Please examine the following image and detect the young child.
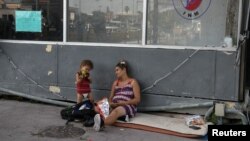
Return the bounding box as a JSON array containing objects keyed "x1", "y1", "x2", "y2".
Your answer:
[{"x1": 75, "y1": 60, "x2": 94, "y2": 104}]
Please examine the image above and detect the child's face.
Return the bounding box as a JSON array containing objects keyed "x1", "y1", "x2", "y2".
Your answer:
[{"x1": 81, "y1": 65, "x2": 91, "y2": 72}]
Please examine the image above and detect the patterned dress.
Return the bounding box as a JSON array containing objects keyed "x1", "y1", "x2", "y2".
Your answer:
[{"x1": 112, "y1": 80, "x2": 137, "y2": 117}]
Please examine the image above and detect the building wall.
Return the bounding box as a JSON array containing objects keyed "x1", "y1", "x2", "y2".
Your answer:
[{"x1": 0, "y1": 42, "x2": 239, "y2": 109}]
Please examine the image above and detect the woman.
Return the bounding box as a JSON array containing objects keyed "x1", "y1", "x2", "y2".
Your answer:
[{"x1": 93, "y1": 60, "x2": 141, "y2": 131}]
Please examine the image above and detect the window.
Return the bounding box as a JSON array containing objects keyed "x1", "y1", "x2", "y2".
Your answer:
[
  {"x1": 67, "y1": 0, "x2": 143, "y2": 44},
  {"x1": 147, "y1": 0, "x2": 239, "y2": 47},
  {"x1": 0, "y1": 0, "x2": 241, "y2": 48},
  {"x1": 0, "y1": 0, "x2": 63, "y2": 41}
]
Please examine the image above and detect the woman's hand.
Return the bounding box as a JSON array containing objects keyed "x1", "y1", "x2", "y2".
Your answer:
[
  {"x1": 110, "y1": 101, "x2": 127, "y2": 108},
  {"x1": 110, "y1": 102, "x2": 118, "y2": 108}
]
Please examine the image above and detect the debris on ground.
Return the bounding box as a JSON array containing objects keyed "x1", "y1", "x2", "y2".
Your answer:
[
  {"x1": 32, "y1": 124, "x2": 85, "y2": 138},
  {"x1": 185, "y1": 115, "x2": 205, "y2": 126}
]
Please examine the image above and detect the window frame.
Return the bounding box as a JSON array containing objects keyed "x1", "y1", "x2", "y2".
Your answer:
[{"x1": 0, "y1": 0, "x2": 242, "y2": 52}]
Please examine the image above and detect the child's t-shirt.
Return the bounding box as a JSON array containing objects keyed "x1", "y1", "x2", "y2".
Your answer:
[{"x1": 76, "y1": 78, "x2": 91, "y2": 94}]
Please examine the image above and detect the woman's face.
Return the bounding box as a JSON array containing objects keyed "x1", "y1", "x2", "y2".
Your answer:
[{"x1": 115, "y1": 66, "x2": 126, "y2": 78}]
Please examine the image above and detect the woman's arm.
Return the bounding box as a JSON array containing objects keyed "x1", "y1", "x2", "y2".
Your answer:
[{"x1": 109, "y1": 81, "x2": 117, "y2": 108}]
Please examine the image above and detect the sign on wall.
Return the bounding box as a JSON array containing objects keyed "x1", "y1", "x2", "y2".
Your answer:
[
  {"x1": 173, "y1": 0, "x2": 211, "y2": 20},
  {"x1": 15, "y1": 10, "x2": 42, "y2": 32}
]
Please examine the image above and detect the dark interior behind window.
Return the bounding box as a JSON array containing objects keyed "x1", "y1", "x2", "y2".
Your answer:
[{"x1": 0, "y1": 0, "x2": 63, "y2": 41}]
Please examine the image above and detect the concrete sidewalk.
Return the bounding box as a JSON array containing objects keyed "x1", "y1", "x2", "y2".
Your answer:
[{"x1": 0, "y1": 99, "x2": 206, "y2": 141}]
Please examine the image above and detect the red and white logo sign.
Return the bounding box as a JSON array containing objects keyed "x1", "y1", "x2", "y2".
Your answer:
[{"x1": 173, "y1": 0, "x2": 211, "y2": 20}]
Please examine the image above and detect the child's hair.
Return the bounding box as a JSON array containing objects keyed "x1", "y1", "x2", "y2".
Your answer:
[
  {"x1": 80, "y1": 60, "x2": 94, "y2": 69},
  {"x1": 116, "y1": 60, "x2": 129, "y2": 74}
]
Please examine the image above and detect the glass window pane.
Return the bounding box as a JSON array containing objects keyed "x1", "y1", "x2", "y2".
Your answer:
[
  {"x1": 0, "y1": 0, "x2": 63, "y2": 41},
  {"x1": 68, "y1": 0, "x2": 143, "y2": 44},
  {"x1": 147, "y1": 0, "x2": 239, "y2": 47}
]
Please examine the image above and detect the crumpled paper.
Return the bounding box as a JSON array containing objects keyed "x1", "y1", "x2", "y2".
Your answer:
[{"x1": 185, "y1": 115, "x2": 204, "y2": 126}]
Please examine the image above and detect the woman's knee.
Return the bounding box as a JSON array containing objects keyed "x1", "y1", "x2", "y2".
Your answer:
[
  {"x1": 103, "y1": 107, "x2": 126, "y2": 125},
  {"x1": 112, "y1": 106, "x2": 126, "y2": 116}
]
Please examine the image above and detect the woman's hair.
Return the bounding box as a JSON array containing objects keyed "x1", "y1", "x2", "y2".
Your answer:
[
  {"x1": 80, "y1": 60, "x2": 94, "y2": 69},
  {"x1": 116, "y1": 60, "x2": 129, "y2": 75}
]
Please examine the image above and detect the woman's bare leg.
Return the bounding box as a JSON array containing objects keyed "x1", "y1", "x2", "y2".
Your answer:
[{"x1": 104, "y1": 106, "x2": 126, "y2": 125}]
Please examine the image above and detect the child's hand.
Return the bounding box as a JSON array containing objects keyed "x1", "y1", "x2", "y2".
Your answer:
[
  {"x1": 76, "y1": 73, "x2": 82, "y2": 83},
  {"x1": 79, "y1": 74, "x2": 84, "y2": 79}
]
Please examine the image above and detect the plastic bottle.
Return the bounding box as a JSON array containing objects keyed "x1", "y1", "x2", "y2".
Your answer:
[{"x1": 224, "y1": 37, "x2": 233, "y2": 48}]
